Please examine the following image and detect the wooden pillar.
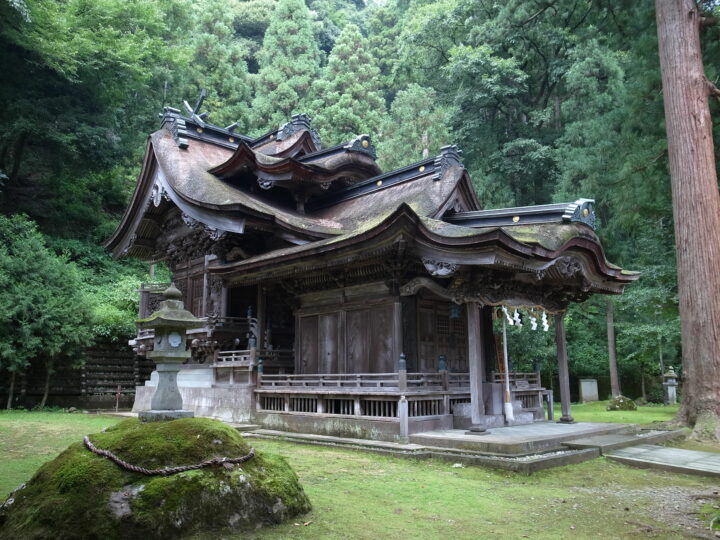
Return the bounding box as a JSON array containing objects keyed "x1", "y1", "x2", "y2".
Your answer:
[
  {"x1": 466, "y1": 301, "x2": 488, "y2": 433},
  {"x1": 256, "y1": 284, "x2": 266, "y2": 349},
  {"x1": 555, "y1": 312, "x2": 575, "y2": 423},
  {"x1": 392, "y1": 300, "x2": 402, "y2": 366},
  {"x1": 401, "y1": 296, "x2": 418, "y2": 372}
]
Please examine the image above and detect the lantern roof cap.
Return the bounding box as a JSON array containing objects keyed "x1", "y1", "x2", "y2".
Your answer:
[{"x1": 136, "y1": 283, "x2": 204, "y2": 329}]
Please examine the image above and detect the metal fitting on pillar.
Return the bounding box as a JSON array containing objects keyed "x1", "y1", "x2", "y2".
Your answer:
[{"x1": 438, "y1": 354, "x2": 447, "y2": 372}]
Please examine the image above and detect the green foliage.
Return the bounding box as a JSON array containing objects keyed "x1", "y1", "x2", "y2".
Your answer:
[
  {"x1": 309, "y1": 24, "x2": 385, "y2": 145},
  {"x1": 231, "y1": 0, "x2": 276, "y2": 73},
  {"x1": 376, "y1": 84, "x2": 453, "y2": 171},
  {"x1": 187, "y1": 0, "x2": 252, "y2": 130},
  {"x1": 0, "y1": 0, "x2": 713, "y2": 393},
  {"x1": 0, "y1": 215, "x2": 93, "y2": 375},
  {"x1": 251, "y1": 0, "x2": 322, "y2": 132}
]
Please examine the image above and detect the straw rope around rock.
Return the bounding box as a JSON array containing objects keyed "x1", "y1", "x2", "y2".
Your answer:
[{"x1": 83, "y1": 436, "x2": 255, "y2": 476}]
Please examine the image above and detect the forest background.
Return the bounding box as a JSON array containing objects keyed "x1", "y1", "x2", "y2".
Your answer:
[{"x1": 2, "y1": 0, "x2": 718, "y2": 402}]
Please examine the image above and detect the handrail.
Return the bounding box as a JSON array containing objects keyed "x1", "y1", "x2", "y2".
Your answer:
[
  {"x1": 492, "y1": 371, "x2": 541, "y2": 388},
  {"x1": 259, "y1": 372, "x2": 399, "y2": 388}
]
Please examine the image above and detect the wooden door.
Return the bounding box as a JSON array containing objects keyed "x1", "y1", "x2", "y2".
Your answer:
[
  {"x1": 318, "y1": 313, "x2": 340, "y2": 373},
  {"x1": 369, "y1": 304, "x2": 394, "y2": 372}
]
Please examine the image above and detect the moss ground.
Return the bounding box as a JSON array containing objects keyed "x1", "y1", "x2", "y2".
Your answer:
[{"x1": 1, "y1": 410, "x2": 718, "y2": 538}]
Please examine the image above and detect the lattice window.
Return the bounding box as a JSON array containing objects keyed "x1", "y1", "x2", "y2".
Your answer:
[
  {"x1": 260, "y1": 396, "x2": 284, "y2": 411},
  {"x1": 449, "y1": 398, "x2": 471, "y2": 414},
  {"x1": 325, "y1": 398, "x2": 354, "y2": 415},
  {"x1": 409, "y1": 399, "x2": 443, "y2": 417},
  {"x1": 290, "y1": 397, "x2": 317, "y2": 413},
  {"x1": 436, "y1": 313, "x2": 450, "y2": 336},
  {"x1": 360, "y1": 399, "x2": 397, "y2": 418}
]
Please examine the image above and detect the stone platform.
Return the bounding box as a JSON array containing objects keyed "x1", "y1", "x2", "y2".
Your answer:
[
  {"x1": 409, "y1": 422, "x2": 631, "y2": 456},
  {"x1": 564, "y1": 429, "x2": 685, "y2": 455},
  {"x1": 608, "y1": 444, "x2": 720, "y2": 478}
]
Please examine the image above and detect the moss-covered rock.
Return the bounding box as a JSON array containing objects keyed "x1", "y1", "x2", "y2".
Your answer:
[
  {"x1": 0, "y1": 418, "x2": 310, "y2": 539},
  {"x1": 606, "y1": 395, "x2": 637, "y2": 411}
]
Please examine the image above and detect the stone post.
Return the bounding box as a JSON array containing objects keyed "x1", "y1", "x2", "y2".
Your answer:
[
  {"x1": 398, "y1": 395, "x2": 409, "y2": 443},
  {"x1": 398, "y1": 353, "x2": 407, "y2": 392},
  {"x1": 555, "y1": 312, "x2": 575, "y2": 423}
]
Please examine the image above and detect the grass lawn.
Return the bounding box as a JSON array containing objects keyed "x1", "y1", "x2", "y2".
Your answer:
[
  {"x1": 1, "y1": 409, "x2": 717, "y2": 539},
  {"x1": 0, "y1": 410, "x2": 121, "y2": 497},
  {"x1": 554, "y1": 400, "x2": 680, "y2": 425}
]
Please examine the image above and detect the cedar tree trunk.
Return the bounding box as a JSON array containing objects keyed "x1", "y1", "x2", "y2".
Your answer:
[
  {"x1": 6, "y1": 371, "x2": 15, "y2": 410},
  {"x1": 656, "y1": 0, "x2": 720, "y2": 438},
  {"x1": 607, "y1": 300, "x2": 621, "y2": 398},
  {"x1": 39, "y1": 359, "x2": 53, "y2": 409}
]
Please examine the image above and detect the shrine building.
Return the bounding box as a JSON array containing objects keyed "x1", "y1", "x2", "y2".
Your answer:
[{"x1": 106, "y1": 94, "x2": 638, "y2": 440}]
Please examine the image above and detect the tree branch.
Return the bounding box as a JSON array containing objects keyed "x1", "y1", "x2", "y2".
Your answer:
[{"x1": 705, "y1": 77, "x2": 720, "y2": 98}]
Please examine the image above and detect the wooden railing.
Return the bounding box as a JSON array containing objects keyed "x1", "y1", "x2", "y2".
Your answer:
[
  {"x1": 258, "y1": 371, "x2": 471, "y2": 392},
  {"x1": 215, "y1": 349, "x2": 254, "y2": 366},
  {"x1": 448, "y1": 373, "x2": 470, "y2": 388},
  {"x1": 259, "y1": 372, "x2": 399, "y2": 389},
  {"x1": 492, "y1": 371, "x2": 541, "y2": 388},
  {"x1": 214, "y1": 348, "x2": 294, "y2": 368}
]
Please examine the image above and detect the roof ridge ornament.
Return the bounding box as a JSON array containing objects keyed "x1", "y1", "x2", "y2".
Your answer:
[
  {"x1": 564, "y1": 199, "x2": 597, "y2": 230},
  {"x1": 277, "y1": 113, "x2": 322, "y2": 148},
  {"x1": 432, "y1": 145, "x2": 464, "y2": 181},
  {"x1": 183, "y1": 88, "x2": 209, "y2": 127},
  {"x1": 344, "y1": 134, "x2": 376, "y2": 160}
]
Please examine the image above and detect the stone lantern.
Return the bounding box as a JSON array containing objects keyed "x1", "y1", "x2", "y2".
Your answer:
[
  {"x1": 137, "y1": 283, "x2": 204, "y2": 422},
  {"x1": 662, "y1": 366, "x2": 679, "y2": 405}
]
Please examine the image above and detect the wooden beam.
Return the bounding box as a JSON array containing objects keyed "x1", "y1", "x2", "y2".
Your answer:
[{"x1": 555, "y1": 312, "x2": 575, "y2": 423}]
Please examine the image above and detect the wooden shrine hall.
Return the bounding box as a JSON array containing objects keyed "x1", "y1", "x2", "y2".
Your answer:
[{"x1": 106, "y1": 93, "x2": 638, "y2": 440}]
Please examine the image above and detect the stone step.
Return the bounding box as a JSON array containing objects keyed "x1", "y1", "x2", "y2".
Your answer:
[
  {"x1": 563, "y1": 429, "x2": 685, "y2": 455},
  {"x1": 607, "y1": 444, "x2": 720, "y2": 478},
  {"x1": 230, "y1": 423, "x2": 262, "y2": 431},
  {"x1": 241, "y1": 428, "x2": 601, "y2": 474}
]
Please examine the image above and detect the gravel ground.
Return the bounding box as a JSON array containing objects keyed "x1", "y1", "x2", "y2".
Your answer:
[{"x1": 576, "y1": 486, "x2": 720, "y2": 539}]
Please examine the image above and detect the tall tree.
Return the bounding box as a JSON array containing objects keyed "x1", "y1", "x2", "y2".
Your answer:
[
  {"x1": 309, "y1": 24, "x2": 385, "y2": 145},
  {"x1": 0, "y1": 215, "x2": 93, "y2": 408},
  {"x1": 187, "y1": 0, "x2": 252, "y2": 130},
  {"x1": 656, "y1": 0, "x2": 720, "y2": 439},
  {"x1": 251, "y1": 0, "x2": 322, "y2": 132},
  {"x1": 376, "y1": 84, "x2": 452, "y2": 170}
]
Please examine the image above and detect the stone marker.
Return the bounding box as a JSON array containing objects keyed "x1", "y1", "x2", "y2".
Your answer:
[
  {"x1": 137, "y1": 283, "x2": 204, "y2": 422},
  {"x1": 579, "y1": 378, "x2": 599, "y2": 402},
  {"x1": 662, "y1": 366, "x2": 679, "y2": 405}
]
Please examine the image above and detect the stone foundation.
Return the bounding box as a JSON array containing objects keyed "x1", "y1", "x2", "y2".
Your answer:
[{"x1": 133, "y1": 385, "x2": 255, "y2": 423}]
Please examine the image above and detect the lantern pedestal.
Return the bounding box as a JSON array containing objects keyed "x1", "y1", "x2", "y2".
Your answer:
[{"x1": 138, "y1": 363, "x2": 194, "y2": 422}]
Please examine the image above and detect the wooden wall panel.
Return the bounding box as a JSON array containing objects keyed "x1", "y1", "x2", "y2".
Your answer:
[
  {"x1": 346, "y1": 309, "x2": 369, "y2": 373},
  {"x1": 370, "y1": 304, "x2": 394, "y2": 372},
  {"x1": 299, "y1": 315, "x2": 318, "y2": 374}
]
